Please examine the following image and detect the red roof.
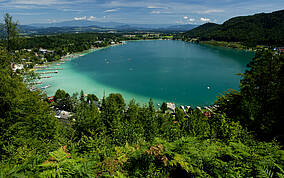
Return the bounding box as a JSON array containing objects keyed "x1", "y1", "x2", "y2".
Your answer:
[{"x1": 48, "y1": 96, "x2": 54, "y2": 103}]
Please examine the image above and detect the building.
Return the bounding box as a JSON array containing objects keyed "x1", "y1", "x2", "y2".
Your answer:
[
  {"x1": 278, "y1": 47, "x2": 284, "y2": 54},
  {"x1": 11, "y1": 63, "x2": 24, "y2": 72},
  {"x1": 123, "y1": 35, "x2": 136, "y2": 38},
  {"x1": 55, "y1": 110, "x2": 73, "y2": 120},
  {"x1": 167, "y1": 102, "x2": 176, "y2": 112},
  {"x1": 39, "y1": 47, "x2": 54, "y2": 54},
  {"x1": 47, "y1": 96, "x2": 55, "y2": 103}
]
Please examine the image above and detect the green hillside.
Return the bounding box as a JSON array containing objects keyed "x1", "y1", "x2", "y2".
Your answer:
[{"x1": 184, "y1": 10, "x2": 284, "y2": 46}]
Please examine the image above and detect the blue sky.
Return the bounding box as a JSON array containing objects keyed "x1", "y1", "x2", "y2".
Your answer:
[{"x1": 0, "y1": 0, "x2": 283, "y2": 25}]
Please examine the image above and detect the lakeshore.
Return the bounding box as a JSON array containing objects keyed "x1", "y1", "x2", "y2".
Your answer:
[
  {"x1": 32, "y1": 43, "x2": 124, "y2": 90},
  {"x1": 40, "y1": 40, "x2": 254, "y2": 106}
]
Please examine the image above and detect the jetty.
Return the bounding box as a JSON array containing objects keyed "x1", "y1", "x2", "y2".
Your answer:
[
  {"x1": 40, "y1": 76, "x2": 52, "y2": 79},
  {"x1": 28, "y1": 81, "x2": 43, "y2": 85},
  {"x1": 38, "y1": 71, "x2": 58, "y2": 74},
  {"x1": 36, "y1": 68, "x2": 63, "y2": 71},
  {"x1": 34, "y1": 66, "x2": 49, "y2": 69},
  {"x1": 39, "y1": 85, "x2": 51, "y2": 90},
  {"x1": 61, "y1": 58, "x2": 71, "y2": 61}
]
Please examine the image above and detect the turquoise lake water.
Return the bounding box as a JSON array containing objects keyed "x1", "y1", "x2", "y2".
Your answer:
[{"x1": 42, "y1": 40, "x2": 254, "y2": 106}]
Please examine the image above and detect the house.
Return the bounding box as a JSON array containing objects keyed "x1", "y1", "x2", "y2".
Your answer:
[
  {"x1": 39, "y1": 47, "x2": 48, "y2": 53},
  {"x1": 196, "y1": 106, "x2": 203, "y2": 113},
  {"x1": 55, "y1": 110, "x2": 73, "y2": 120},
  {"x1": 204, "y1": 111, "x2": 212, "y2": 118},
  {"x1": 123, "y1": 35, "x2": 136, "y2": 38},
  {"x1": 11, "y1": 63, "x2": 24, "y2": 72},
  {"x1": 186, "y1": 106, "x2": 193, "y2": 112},
  {"x1": 278, "y1": 47, "x2": 284, "y2": 54},
  {"x1": 47, "y1": 96, "x2": 55, "y2": 103},
  {"x1": 167, "y1": 102, "x2": 176, "y2": 112},
  {"x1": 180, "y1": 105, "x2": 186, "y2": 113},
  {"x1": 39, "y1": 47, "x2": 54, "y2": 54}
]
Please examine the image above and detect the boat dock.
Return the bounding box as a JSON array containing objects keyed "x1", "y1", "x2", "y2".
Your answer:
[
  {"x1": 38, "y1": 71, "x2": 58, "y2": 74},
  {"x1": 61, "y1": 59, "x2": 71, "y2": 61},
  {"x1": 40, "y1": 76, "x2": 52, "y2": 79},
  {"x1": 36, "y1": 68, "x2": 63, "y2": 71},
  {"x1": 28, "y1": 81, "x2": 43, "y2": 85},
  {"x1": 34, "y1": 66, "x2": 49, "y2": 69},
  {"x1": 39, "y1": 85, "x2": 51, "y2": 90}
]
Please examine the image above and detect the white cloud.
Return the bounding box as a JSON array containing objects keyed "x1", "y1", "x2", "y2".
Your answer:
[
  {"x1": 48, "y1": 19, "x2": 57, "y2": 23},
  {"x1": 189, "y1": 18, "x2": 195, "y2": 22},
  {"x1": 104, "y1": 9, "x2": 118, "y2": 13},
  {"x1": 147, "y1": 5, "x2": 167, "y2": 9},
  {"x1": 147, "y1": 5, "x2": 157, "y2": 9},
  {"x1": 62, "y1": 8, "x2": 82, "y2": 12},
  {"x1": 183, "y1": 16, "x2": 188, "y2": 19},
  {"x1": 9, "y1": 0, "x2": 71, "y2": 6},
  {"x1": 74, "y1": 16, "x2": 87, "y2": 20},
  {"x1": 151, "y1": 10, "x2": 161, "y2": 14},
  {"x1": 197, "y1": 9, "x2": 224, "y2": 14},
  {"x1": 200, "y1": 17, "x2": 210, "y2": 22},
  {"x1": 87, "y1": 16, "x2": 96, "y2": 21}
]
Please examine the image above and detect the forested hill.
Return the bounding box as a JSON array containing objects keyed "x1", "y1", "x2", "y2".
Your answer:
[{"x1": 184, "y1": 9, "x2": 284, "y2": 46}]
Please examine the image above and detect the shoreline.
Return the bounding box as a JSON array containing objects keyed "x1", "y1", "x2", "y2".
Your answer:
[
  {"x1": 60, "y1": 43, "x2": 124, "y2": 61},
  {"x1": 200, "y1": 40, "x2": 255, "y2": 52},
  {"x1": 33, "y1": 43, "x2": 124, "y2": 69}
]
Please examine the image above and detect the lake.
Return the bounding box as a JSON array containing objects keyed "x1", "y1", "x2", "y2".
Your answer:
[{"x1": 42, "y1": 40, "x2": 254, "y2": 106}]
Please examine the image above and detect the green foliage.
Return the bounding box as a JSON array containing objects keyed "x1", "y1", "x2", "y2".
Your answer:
[
  {"x1": 54, "y1": 89, "x2": 74, "y2": 111},
  {"x1": 160, "y1": 102, "x2": 167, "y2": 113},
  {"x1": 216, "y1": 50, "x2": 284, "y2": 143},
  {"x1": 87, "y1": 93, "x2": 99, "y2": 103},
  {"x1": 73, "y1": 101, "x2": 102, "y2": 139},
  {"x1": 2, "y1": 13, "x2": 20, "y2": 51},
  {"x1": 38, "y1": 147, "x2": 94, "y2": 177}
]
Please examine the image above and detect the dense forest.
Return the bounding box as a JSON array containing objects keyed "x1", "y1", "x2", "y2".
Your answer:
[
  {"x1": 183, "y1": 10, "x2": 284, "y2": 46},
  {"x1": 0, "y1": 13, "x2": 284, "y2": 177}
]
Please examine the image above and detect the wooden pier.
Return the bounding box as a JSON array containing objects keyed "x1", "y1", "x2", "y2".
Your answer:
[
  {"x1": 36, "y1": 68, "x2": 63, "y2": 71},
  {"x1": 40, "y1": 76, "x2": 52, "y2": 79},
  {"x1": 39, "y1": 85, "x2": 51, "y2": 90},
  {"x1": 38, "y1": 71, "x2": 58, "y2": 74},
  {"x1": 34, "y1": 66, "x2": 49, "y2": 69},
  {"x1": 28, "y1": 81, "x2": 43, "y2": 85}
]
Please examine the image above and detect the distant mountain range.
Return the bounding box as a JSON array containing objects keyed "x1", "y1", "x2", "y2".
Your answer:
[
  {"x1": 184, "y1": 9, "x2": 284, "y2": 46},
  {"x1": 18, "y1": 20, "x2": 197, "y2": 34}
]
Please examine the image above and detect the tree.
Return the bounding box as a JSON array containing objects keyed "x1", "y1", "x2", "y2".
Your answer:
[
  {"x1": 2, "y1": 13, "x2": 20, "y2": 52},
  {"x1": 87, "y1": 94, "x2": 99, "y2": 104},
  {"x1": 54, "y1": 89, "x2": 72, "y2": 111},
  {"x1": 80, "y1": 90, "x2": 85, "y2": 102},
  {"x1": 161, "y1": 102, "x2": 167, "y2": 113},
  {"x1": 0, "y1": 67, "x2": 59, "y2": 161},
  {"x1": 216, "y1": 50, "x2": 284, "y2": 143}
]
